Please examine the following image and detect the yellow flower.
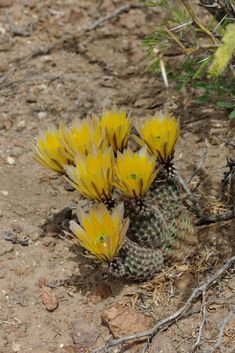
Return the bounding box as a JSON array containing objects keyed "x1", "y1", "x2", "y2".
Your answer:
[
  {"x1": 100, "y1": 110, "x2": 131, "y2": 152},
  {"x1": 136, "y1": 114, "x2": 180, "y2": 164},
  {"x1": 70, "y1": 203, "x2": 129, "y2": 262},
  {"x1": 60, "y1": 117, "x2": 106, "y2": 161},
  {"x1": 65, "y1": 147, "x2": 114, "y2": 201},
  {"x1": 34, "y1": 127, "x2": 69, "y2": 174},
  {"x1": 113, "y1": 147, "x2": 157, "y2": 197}
]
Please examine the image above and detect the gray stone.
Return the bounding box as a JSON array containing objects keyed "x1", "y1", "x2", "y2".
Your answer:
[{"x1": 71, "y1": 318, "x2": 100, "y2": 347}]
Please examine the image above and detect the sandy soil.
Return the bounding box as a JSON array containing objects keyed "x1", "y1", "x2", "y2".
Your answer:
[{"x1": 0, "y1": 1, "x2": 234, "y2": 353}]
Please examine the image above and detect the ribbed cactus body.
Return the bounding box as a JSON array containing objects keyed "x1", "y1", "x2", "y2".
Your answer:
[
  {"x1": 109, "y1": 238, "x2": 164, "y2": 280},
  {"x1": 108, "y1": 179, "x2": 197, "y2": 280},
  {"x1": 124, "y1": 197, "x2": 167, "y2": 249},
  {"x1": 147, "y1": 179, "x2": 181, "y2": 218},
  {"x1": 164, "y1": 211, "x2": 197, "y2": 262}
]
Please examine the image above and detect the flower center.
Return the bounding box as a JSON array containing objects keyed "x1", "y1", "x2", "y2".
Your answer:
[
  {"x1": 129, "y1": 173, "x2": 138, "y2": 180},
  {"x1": 96, "y1": 234, "x2": 107, "y2": 244}
]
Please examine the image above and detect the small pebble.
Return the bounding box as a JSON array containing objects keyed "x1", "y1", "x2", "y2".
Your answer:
[
  {"x1": 37, "y1": 111, "x2": 47, "y2": 120},
  {"x1": 64, "y1": 183, "x2": 75, "y2": 192},
  {"x1": 1, "y1": 190, "x2": 8, "y2": 196},
  {"x1": 17, "y1": 120, "x2": 26, "y2": 129},
  {"x1": 38, "y1": 84, "x2": 47, "y2": 90},
  {"x1": 41, "y1": 56, "x2": 53, "y2": 63},
  {"x1": 0, "y1": 61, "x2": 8, "y2": 72},
  {"x1": 26, "y1": 96, "x2": 37, "y2": 103},
  {"x1": 0, "y1": 26, "x2": 6, "y2": 34},
  {"x1": 12, "y1": 342, "x2": 20, "y2": 352},
  {"x1": 6, "y1": 156, "x2": 15, "y2": 165}
]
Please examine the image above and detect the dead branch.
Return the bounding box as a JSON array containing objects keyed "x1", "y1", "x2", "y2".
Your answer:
[
  {"x1": 189, "y1": 291, "x2": 207, "y2": 353},
  {"x1": 175, "y1": 170, "x2": 235, "y2": 225},
  {"x1": 92, "y1": 256, "x2": 235, "y2": 353},
  {"x1": 212, "y1": 305, "x2": 235, "y2": 352},
  {"x1": 176, "y1": 171, "x2": 204, "y2": 218},
  {"x1": 176, "y1": 159, "x2": 235, "y2": 225},
  {"x1": 187, "y1": 144, "x2": 208, "y2": 184},
  {"x1": 198, "y1": 0, "x2": 235, "y2": 23},
  {"x1": 1, "y1": 231, "x2": 29, "y2": 246},
  {"x1": 231, "y1": 163, "x2": 235, "y2": 215},
  {"x1": 195, "y1": 210, "x2": 234, "y2": 226},
  {"x1": 180, "y1": 0, "x2": 217, "y2": 44},
  {"x1": 196, "y1": 161, "x2": 235, "y2": 225},
  {"x1": 216, "y1": 136, "x2": 235, "y2": 149},
  {"x1": 203, "y1": 305, "x2": 235, "y2": 353},
  {"x1": 86, "y1": 4, "x2": 144, "y2": 32}
]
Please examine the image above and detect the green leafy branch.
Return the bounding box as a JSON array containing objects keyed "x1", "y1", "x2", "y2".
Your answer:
[{"x1": 144, "y1": 0, "x2": 235, "y2": 118}]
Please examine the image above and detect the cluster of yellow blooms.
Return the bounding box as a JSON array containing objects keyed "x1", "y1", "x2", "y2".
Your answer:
[{"x1": 34, "y1": 110, "x2": 179, "y2": 261}]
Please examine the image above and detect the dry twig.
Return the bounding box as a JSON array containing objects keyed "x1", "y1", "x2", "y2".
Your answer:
[
  {"x1": 176, "y1": 168, "x2": 235, "y2": 225},
  {"x1": 86, "y1": 4, "x2": 144, "y2": 32},
  {"x1": 213, "y1": 305, "x2": 235, "y2": 352},
  {"x1": 92, "y1": 256, "x2": 235, "y2": 353},
  {"x1": 189, "y1": 291, "x2": 207, "y2": 353},
  {"x1": 216, "y1": 136, "x2": 235, "y2": 149},
  {"x1": 1, "y1": 231, "x2": 29, "y2": 246},
  {"x1": 176, "y1": 157, "x2": 235, "y2": 225},
  {"x1": 195, "y1": 210, "x2": 234, "y2": 226},
  {"x1": 187, "y1": 144, "x2": 208, "y2": 184},
  {"x1": 196, "y1": 160, "x2": 235, "y2": 225},
  {"x1": 199, "y1": 0, "x2": 235, "y2": 23},
  {"x1": 180, "y1": 0, "x2": 218, "y2": 44},
  {"x1": 176, "y1": 171, "x2": 204, "y2": 218},
  {"x1": 202, "y1": 304, "x2": 235, "y2": 353}
]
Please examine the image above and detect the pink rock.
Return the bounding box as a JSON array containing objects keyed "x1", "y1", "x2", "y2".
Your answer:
[
  {"x1": 102, "y1": 304, "x2": 153, "y2": 338},
  {"x1": 0, "y1": 0, "x2": 12, "y2": 7}
]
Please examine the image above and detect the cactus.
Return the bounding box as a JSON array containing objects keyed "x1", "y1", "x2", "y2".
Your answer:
[
  {"x1": 147, "y1": 178, "x2": 181, "y2": 217},
  {"x1": 108, "y1": 238, "x2": 164, "y2": 281},
  {"x1": 35, "y1": 111, "x2": 197, "y2": 282},
  {"x1": 124, "y1": 197, "x2": 167, "y2": 249}
]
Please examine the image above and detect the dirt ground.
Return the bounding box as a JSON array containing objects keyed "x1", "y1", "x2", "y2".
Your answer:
[{"x1": 0, "y1": 1, "x2": 235, "y2": 353}]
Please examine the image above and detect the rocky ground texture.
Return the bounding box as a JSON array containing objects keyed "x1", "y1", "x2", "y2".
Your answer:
[{"x1": 0, "y1": 1, "x2": 234, "y2": 353}]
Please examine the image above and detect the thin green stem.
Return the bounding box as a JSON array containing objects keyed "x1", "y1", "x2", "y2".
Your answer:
[
  {"x1": 164, "y1": 26, "x2": 188, "y2": 53},
  {"x1": 180, "y1": 0, "x2": 217, "y2": 44}
]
